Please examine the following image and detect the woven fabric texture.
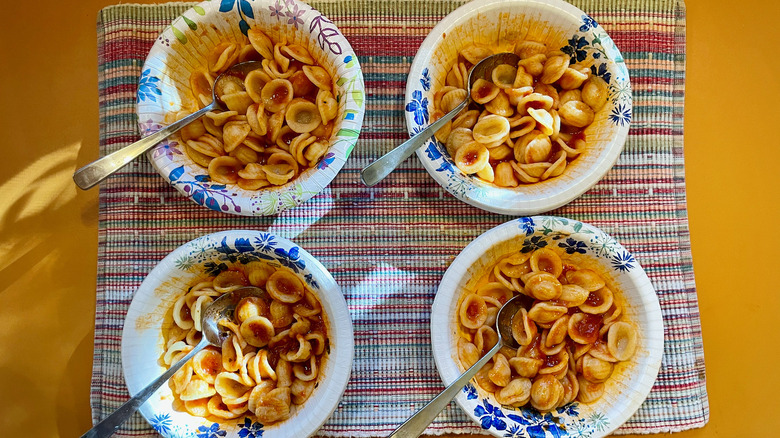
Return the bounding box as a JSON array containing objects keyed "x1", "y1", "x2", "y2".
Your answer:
[{"x1": 91, "y1": 0, "x2": 707, "y2": 436}]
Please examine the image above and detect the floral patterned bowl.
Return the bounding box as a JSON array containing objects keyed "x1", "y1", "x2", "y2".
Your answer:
[
  {"x1": 405, "y1": 0, "x2": 632, "y2": 215},
  {"x1": 121, "y1": 230, "x2": 354, "y2": 437},
  {"x1": 137, "y1": 0, "x2": 365, "y2": 216},
  {"x1": 430, "y1": 216, "x2": 663, "y2": 437}
]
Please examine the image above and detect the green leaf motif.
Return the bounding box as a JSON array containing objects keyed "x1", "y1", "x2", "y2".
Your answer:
[
  {"x1": 351, "y1": 90, "x2": 364, "y2": 108},
  {"x1": 336, "y1": 128, "x2": 360, "y2": 138},
  {"x1": 183, "y1": 15, "x2": 197, "y2": 30},
  {"x1": 193, "y1": 6, "x2": 206, "y2": 15},
  {"x1": 345, "y1": 139, "x2": 357, "y2": 157},
  {"x1": 172, "y1": 26, "x2": 187, "y2": 44},
  {"x1": 336, "y1": 77, "x2": 347, "y2": 86}
]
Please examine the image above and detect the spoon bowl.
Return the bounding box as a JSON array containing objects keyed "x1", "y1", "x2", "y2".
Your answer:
[
  {"x1": 80, "y1": 286, "x2": 266, "y2": 438},
  {"x1": 360, "y1": 52, "x2": 520, "y2": 187},
  {"x1": 385, "y1": 294, "x2": 526, "y2": 437},
  {"x1": 73, "y1": 61, "x2": 263, "y2": 190}
]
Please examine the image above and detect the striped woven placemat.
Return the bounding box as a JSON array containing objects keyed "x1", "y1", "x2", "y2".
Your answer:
[{"x1": 91, "y1": 0, "x2": 707, "y2": 436}]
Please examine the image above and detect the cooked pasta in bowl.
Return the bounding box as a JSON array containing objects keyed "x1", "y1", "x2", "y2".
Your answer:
[
  {"x1": 430, "y1": 217, "x2": 662, "y2": 437},
  {"x1": 137, "y1": 0, "x2": 365, "y2": 216},
  {"x1": 121, "y1": 231, "x2": 353, "y2": 437},
  {"x1": 405, "y1": 0, "x2": 631, "y2": 215}
]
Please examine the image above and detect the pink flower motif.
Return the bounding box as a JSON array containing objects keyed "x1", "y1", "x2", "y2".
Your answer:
[
  {"x1": 285, "y1": 4, "x2": 305, "y2": 28},
  {"x1": 269, "y1": 1, "x2": 284, "y2": 18},
  {"x1": 152, "y1": 140, "x2": 182, "y2": 161},
  {"x1": 139, "y1": 118, "x2": 163, "y2": 135}
]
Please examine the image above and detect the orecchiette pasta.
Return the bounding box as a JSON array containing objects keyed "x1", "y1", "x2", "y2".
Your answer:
[
  {"x1": 162, "y1": 265, "x2": 328, "y2": 424},
  {"x1": 171, "y1": 26, "x2": 338, "y2": 190},
  {"x1": 433, "y1": 39, "x2": 609, "y2": 186},
  {"x1": 456, "y1": 248, "x2": 638, "y2": 411}
]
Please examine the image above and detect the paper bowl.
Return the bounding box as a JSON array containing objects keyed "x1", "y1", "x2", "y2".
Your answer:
[
  {"x1": 136, "y1": 0, "x2": 365, "y2": 216},
  {"x1": 121, "y1": 231, "x2": 353, "y2": 437},
  {"x1": 405, "y1": 0, "x2": 632, "y2": 215},
  {"x1": 430, "y1": 216, "x2": 662, "y2": 437}
]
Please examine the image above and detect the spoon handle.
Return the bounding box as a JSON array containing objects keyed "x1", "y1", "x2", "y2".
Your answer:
[
  {"x1": 386, "y1": 341, "x2": 502, "y2": 438},
  {"x1": 360, "y1": 98, "x2": 468, "y2": 187},
  {"x1": 73, "y1": 102, "x2": 216, "y2": 190},
  {"x1": 80, "y1": 337, "x2": 210, "y2": 438}
]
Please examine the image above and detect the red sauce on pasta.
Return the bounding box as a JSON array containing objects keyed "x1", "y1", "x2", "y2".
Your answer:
[
  {"x1": 202, "y1": 354, "x2": 221, "y2": 376},
  {"x1": 290, "y1": 70, "x2": 316, "y2": 98},
  {"x1": 270, "y1": 85, "x2": 290, "y2": 105},
  {"x1": 543, "y1": 354, "x2": 561, "y2": 369},
  {"x1": 575, "y1": 314, "x2": 602, "y2": 343},
  {"x1": 463, "y1": 151, "x2": 479, "y2": 166},
  {"x1": 585, "y1": 291, "x2": 603, "y2": 307},
  {"x1": 466, "y1": 301, "x2": 482, "y2": 320},
  {"x1": 476, "y1": 84, "x2": 493, "y2": 100}
]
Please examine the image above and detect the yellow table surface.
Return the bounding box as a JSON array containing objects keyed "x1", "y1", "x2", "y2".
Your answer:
[{"x1": 1, "y1": 0, "x2": 778, "y2": 436}]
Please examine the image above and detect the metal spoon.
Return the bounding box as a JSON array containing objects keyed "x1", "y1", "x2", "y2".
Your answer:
[
  {"x1": 386, "y1": 294, "x2": 527, "y2": 438},
  {"x1": 73, "y1": 61, "x2": 264, "y2": 190},
  {"x1": 80, "y1": 286, "x2": 267, "y2": 438},
  {"x1": 360, "y1": 52, "x2": 520, "y2": 187}
]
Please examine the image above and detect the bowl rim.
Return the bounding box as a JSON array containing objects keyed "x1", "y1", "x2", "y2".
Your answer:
[
  {"x1": 430, "y1": 216, "x2": 663, "y2": 437},
  {"x1": 136, "y1": 0, "x2": 365, "y2": 216},
  {"x1": 120, "y1": 230, "x2": 354, "y2": 438},
  {"x1": 404, "y1": 0, "x2": 632, "y2": 215}
]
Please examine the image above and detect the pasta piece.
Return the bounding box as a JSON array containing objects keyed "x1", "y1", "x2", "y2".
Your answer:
[
  {"x1": 558, "y1": 100, "x2": 595, "y2": 127},
  {"x1": 236, "y1": 296, "x2": 271, "y2": 322},
  {"x1": 527, "y1": 301, "x2": 567, "y2": 324},
  {"x1": 558, "y1": 284, "x2": 590, "y2": 307},
  {"x1": 492, "y1": 64, "x2": 518, "y2": 89},
  {"x1": 515, "y1": 41, "x2": 547, "y2": 59},
  {"x1": 471, "y1": 78, "x2": 500, "y2": 104},
  {"x1": 266, "y1": 270, "x2": 305, "y2": 303},
  {"x1": 582, "y1": 76, "x2": 608, "y2": 111},
  {"x1": 261, "y1": 79, "x2": 294, "y2": 112},
  {"x1": 286, "y1": 99, "x2": 322, "y2": 133},
  {"x1": 530, "y1": 375, "x2": 564, "y2": 411},
  {"x1": 440, "y1": 88, "x2": 468, "y2": 114},
  {"x1": 511, "y1": 308, "x2": 537, "y2": 346},
  {"x1": 607, "y1": 322, "x2": 638, "y2": 361},
  {"x1": 568, "y1": 312, "x2": 602, "y2": 345},
  {"x1": 214, "y1": 372, "x2": 253, "y2": 403},
  {"x1": 459, "y1": 293, "x2": 488, "y2": 329},
  {"x1": 484, "y1": 92, "x2": 513, "y2": 117},
  {"x1": 208, "y1": 394, "x2": 242, "y2": 419},
  {"x1": 529, "y1": 248, "x2": 563, "y2": 277},
  {"x1": 473, "y1": 115, "x2": 511, "y2": 144},
  {"x1": 293, "y1": 356, "x2": 318, "y2": 381},
  {"x1": 474, "y1": 325, "x2": 499, "y2": 355},
  {"x1": 180, "y1": 377, "x2": 216, "y2": 401},
  {"x1": 578, "y1": 287, "x2": 614, "y2": 315},
  {"x1": 580, "y1": 354, "x2": 614, "y2": 383},
  {"x1": 509, "y1": 356, "x2": 543, "y2": 378},
  {"x1": 208, "y1": 156, "x2": 243, "y2": 184},
  {"x1": 565, "y1": 269, "x2": 606, "y2": 291},
  {"x1": 247, "y1": 28, "x2": 274, "y2": 59},
  {"x1": 558, "y1": 67, "x2": 589, "y2": 90},
  {"x1": 192, "y1": 348, "x2": 223, "y2": 384},
  {"x1": 488, "y1": 353, "x2": 512, "y2": 387},
  {"x1": 457, "y1": 337, "x2": 480, "y2": 369},
  {"x1": 523, "y1": 272, "x2": 562, "y2": 300},
  {"x1": 495, "y1": 378, "x2": 532, "y2": 407},
  {"x1": 291, "y1": 378, "x2": 316, "y2": 405},
  {"x1": 240, "y1": 316, "x2": 276, "y2": 348},
  {"x1": 454, "y1": 142, "x2": 489, "y2": 174},
  {"x1": 577, "y1": 376, "x2": 605, "y2": 403}
]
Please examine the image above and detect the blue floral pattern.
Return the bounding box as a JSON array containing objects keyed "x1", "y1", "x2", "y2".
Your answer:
[
  {"x1": 461, "y1": 392, "x2": 610, "y2": 438},
  {"x1": 178, "y1": 233, "x2": 321, "y2": 290},
  {"x1": 511, "y1": 217, "x2": 636, "y2": 272},
  {"x1": 150, "y1": 413, "x2": 173, "y2": 435},
  {"x1": 237, "y1": 418, "x2": 264, "y2": 437},
  {"x1": 137, "y1": 69, "x2": 162, "y2": 103},
  {"x1": 218, "y1": 0, "x2": 254, "y2": 35},
  {"x1": 405, "y1": 90, "x2": 429, "y2": 125},
  {"x1": 196, "y1": 423, "x2": 226, "y2": 438}
]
